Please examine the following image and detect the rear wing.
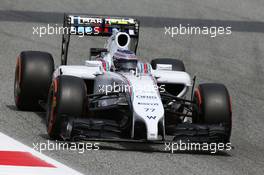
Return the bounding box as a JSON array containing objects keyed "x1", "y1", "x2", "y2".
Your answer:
[
  {"x1": 61, "y1": 14, "x2": 140, "y2": 65},
  {"x1": 65, "y1": 14, "x2": 139, "y2": 37}
]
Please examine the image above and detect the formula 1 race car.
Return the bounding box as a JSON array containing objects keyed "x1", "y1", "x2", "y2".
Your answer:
[{"x1": 14, "y1": 14, "x2": 232, "y2": 144}]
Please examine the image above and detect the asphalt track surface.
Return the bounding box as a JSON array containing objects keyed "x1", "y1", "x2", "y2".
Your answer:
[{"x1": 0, "y1": 0, "x2": 264, "y2": 175}]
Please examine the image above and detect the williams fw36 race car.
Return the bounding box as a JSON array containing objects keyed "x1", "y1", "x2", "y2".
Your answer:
[{"x1": 14, "y1": 14, "x2": 232, "y2": 144}]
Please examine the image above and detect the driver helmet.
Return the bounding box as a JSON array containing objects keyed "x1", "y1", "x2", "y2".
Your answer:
[{"x1": 113, "y1": 49, "x2": 138, "y2": 71}]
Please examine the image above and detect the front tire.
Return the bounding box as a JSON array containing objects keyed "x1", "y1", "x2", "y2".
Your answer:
[
  {"x1": 46, "y1": 75, "x2": 86, "y2": 140},
  {"x1": 194, "y1": 83, "x2": 232, "y2": 142}
]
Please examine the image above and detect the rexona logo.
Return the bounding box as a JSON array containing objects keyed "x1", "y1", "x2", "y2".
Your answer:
[{"x1": 105, "y1": 18, "x2": 135, "y2": 25}]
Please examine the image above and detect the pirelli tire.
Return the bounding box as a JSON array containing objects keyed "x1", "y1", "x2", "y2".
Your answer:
[
  {"x1": 46, "y1": 75, "x2": 86, "y2": 140},
  {"x1": 14, "y1": 51, "x2": 54, "y2": 111},
  {"x1": 194, "y1": 83, "x2": 232, "y2": 142},
  {"x1": 150, "y1": 58, "x2": 185, "y2": 71}
]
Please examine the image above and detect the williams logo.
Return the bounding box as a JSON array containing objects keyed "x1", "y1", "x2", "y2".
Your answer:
[{"x1": 146, "y1": 116, "x2": 157, "y2": 119}]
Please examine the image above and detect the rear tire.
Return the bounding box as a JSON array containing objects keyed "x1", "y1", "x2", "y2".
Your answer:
[
  {"x1": 14, "y1": 51, "x2": 54, "y2": 110},
  {"x1": 194, "y1": 83, "x2": 232, "y2": 142},
  {"x1": 151, "y1": 58, "x2": 185, "y2": 71},
  {"x1": 46, "y1": 75, "x2": 86, "y2": 140}
]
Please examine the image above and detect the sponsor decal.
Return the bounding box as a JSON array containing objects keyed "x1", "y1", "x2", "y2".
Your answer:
[
  {"x1": 68, "y1": 16, "x2": 136, "y2": 26},
  {"x1": 138, "y1": 102, "x2": 159, "y2": 106},
  {"x1": 68, "y1": 16, "x2": 103, "y2": 25},
  {"x1": 105, "y1": 18, "x2": 135, "y2": 25},
  {"x1": 144, "y1": 108, "x2": 155, "y2": 112},
  {"x1": 146, "y1": 116, "x2": 157, "y2": 119},
  {"x1": 156, "y1": 64, "x2": 172, "y2": 71},
  {"x1": 136, "y1": 95, "x2": 157, "y2": 99}
]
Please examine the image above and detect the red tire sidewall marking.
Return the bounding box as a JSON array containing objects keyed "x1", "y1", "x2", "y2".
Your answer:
[
  {"x1": 195, "y1": 87, "x2": 202, "y2": 110},
  {"x1": 15, "y1": 55, "x2": 22, "y2": 104},
  {"x1": 48, "y1": 79, "x2": 58, "y2": 134}
]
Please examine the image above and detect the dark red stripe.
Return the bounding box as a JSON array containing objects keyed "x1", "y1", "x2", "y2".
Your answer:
[
  {"x1": 144, "y1": 63, "x2": 147, "y2": 73},
  {"x1": 0, "y1": 151, "x2": 56, "y2": 168},
  {"x1": 99, "y1": 59, "x2": 107, "y2": 71}
]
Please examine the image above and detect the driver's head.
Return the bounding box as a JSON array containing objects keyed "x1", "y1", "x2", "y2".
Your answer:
[{"x1": 113, "y1": 49, "x2": 138, "y2": 71}]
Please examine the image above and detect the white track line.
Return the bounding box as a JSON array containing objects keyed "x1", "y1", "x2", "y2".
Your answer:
[{"x1": 0, "y1": 132, "x2": 83, "y2": 175}]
